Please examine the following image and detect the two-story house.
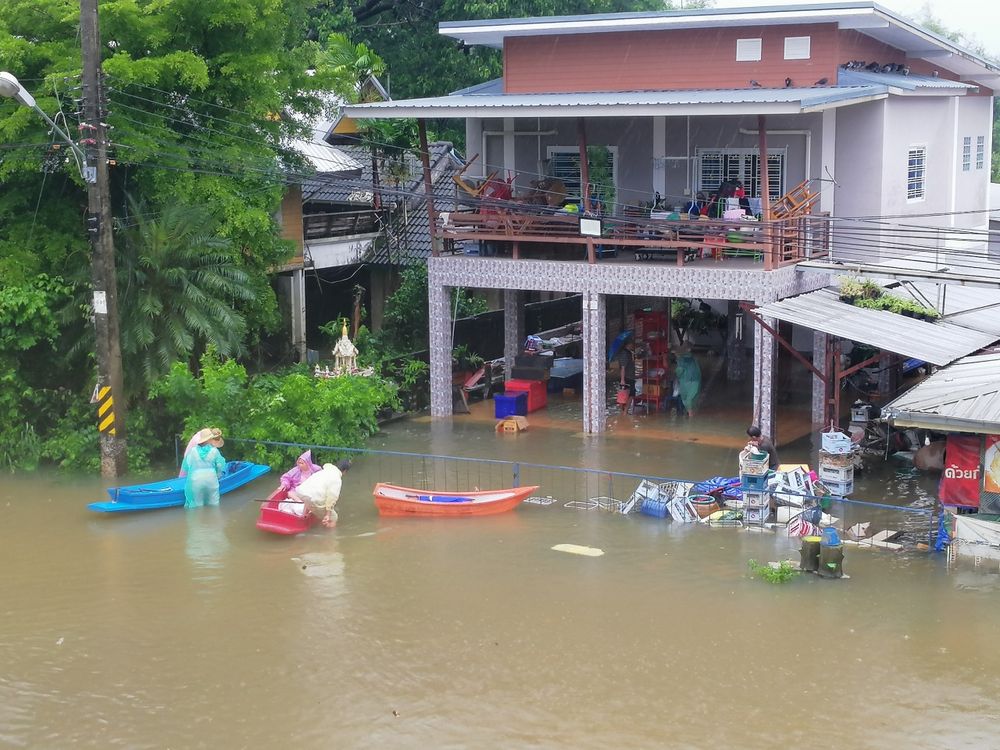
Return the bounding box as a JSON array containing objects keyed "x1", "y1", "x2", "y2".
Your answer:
[{"x1": 344, "y1": 1, "x2": 998, "y2": 436}]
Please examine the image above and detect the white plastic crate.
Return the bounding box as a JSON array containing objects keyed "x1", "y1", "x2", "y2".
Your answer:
[
  {"x1": 821, "y1": 431, "x2": 852, "y2": 455},
  {"x1": 742, "y1": 490, "x2": 769, "y2": 507},
  {"x1": 739, "y1": 447, "x2": 769, "y2": 475},
  {"x1": 819, "y1": 464, "x2": 854, "y2": 483},
  {"x1": 824, "y1": 478, "x2": 854, "y2": 496},
  {"x1": 744, "y1": 506, "x2": 771, "y2": 524}
]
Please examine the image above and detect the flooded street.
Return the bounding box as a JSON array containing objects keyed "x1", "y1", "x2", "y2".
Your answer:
[{"x1": 3, "y1": 416, "x2": 999, "y2": 749}]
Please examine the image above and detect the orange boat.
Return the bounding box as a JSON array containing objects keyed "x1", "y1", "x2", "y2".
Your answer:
[{"x1": 372, "y1": 483, "x2": 539, "y2": 517}]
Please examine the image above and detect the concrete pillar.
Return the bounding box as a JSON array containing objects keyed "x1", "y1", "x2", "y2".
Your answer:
[
  {"x1": 582, "y1": 291, "x2": 607, "y2": 433},
  {"x1": 752, "y1": 313, "x2": 777, "y2": 442},
  {"x1": 429, "y1": 280, "x2": 453, "y2": 417},
  {"x1": 652, "y1": 117, "x2": 666, "y2": 199},
  {"x1": 290, "y1": 268, "x2": 307, "y2": 362},
  {"x1": 812, "y1": 331, "x2": 828, "y2": 427},
  {"x1": 503, "y1": 289, "x2": 525, "y2": 375}
]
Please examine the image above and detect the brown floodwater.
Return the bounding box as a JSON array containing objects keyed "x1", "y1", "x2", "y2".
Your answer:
[{"x1": 3, "y1": 412, "x2": 999, "y2": 749}]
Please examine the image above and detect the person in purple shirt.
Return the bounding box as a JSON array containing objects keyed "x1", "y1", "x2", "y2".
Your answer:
[{"x1": 275, "y1": 450, "x2": 322, "y2": 494}]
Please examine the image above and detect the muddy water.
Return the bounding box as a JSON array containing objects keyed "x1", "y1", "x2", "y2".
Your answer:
[{"x1": 3, "y1": 417, "x2": 999, "y2": 749}]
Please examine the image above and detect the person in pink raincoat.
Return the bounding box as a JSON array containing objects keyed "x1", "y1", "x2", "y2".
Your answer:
[{"x1": 275, "y1": 450, "x2": 322, "y2": 494}]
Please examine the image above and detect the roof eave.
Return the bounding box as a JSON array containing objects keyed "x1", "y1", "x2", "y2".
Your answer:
[{"x1": 883, "y1": 409, "x2": 1000, "y2": 435}]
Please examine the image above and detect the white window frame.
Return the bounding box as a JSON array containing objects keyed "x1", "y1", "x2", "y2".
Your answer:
[
  {"x1": 783, "y1": 36, "x2": 811, "y2": 60},
  {"x1": 976, "y1": 135, "x2": 986, "y2": 170},
  {"x1": 546, "y1": 145, "x2": 618, "y2": 203},
  {"x1": 962, "y1": 136, "x2": 971, "y2": 172},
  {"x1": 695, "y1": 147, "x2": 787, "y2": 201},
  {"x1": 736, "y1": 38, "x2": 762, "y2": 62},
  {"x1": 907, "y1": 146, "x2": 927, "y2": 202}
]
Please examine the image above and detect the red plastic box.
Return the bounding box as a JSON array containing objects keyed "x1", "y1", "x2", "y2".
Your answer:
[{"x1": 504, "y1": 378, "x2": 548, "y2": 412}]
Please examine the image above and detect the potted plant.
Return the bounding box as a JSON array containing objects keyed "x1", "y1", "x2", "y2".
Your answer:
[
  {"x1": 860, "y1": 279, "x2": 883, "y2": 300},
  {"x1": 838, "y1": 277, "x2": 863, "y2": 303},
  {"x1": 452, "y1": 344, "x2": 484, "y2": 384}
]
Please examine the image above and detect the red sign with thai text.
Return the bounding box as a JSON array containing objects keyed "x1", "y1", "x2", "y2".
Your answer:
[{"x1": 939, "y1": 435, "x2": 981, "y2": 508}]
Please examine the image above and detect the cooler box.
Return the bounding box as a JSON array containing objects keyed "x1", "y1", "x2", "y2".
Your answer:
[
  {"x1": 494, "y1": 392, "x2": 528, "y2": 419},
  {"x1": 504, "y1": 378, "x2": 548, "y2": 412}
]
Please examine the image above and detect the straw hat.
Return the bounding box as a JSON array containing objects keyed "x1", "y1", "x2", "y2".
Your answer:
[{"x1": 195, "y1": 427, "x2": 224, "y2": 447}]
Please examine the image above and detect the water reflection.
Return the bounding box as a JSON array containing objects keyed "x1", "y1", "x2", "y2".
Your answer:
[{"x1": 184, "y1": 506, "x2": 229, "y2": 580}]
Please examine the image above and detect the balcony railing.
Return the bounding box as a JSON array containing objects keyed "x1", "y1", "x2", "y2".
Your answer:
[{"x1": 436, "y1": 202, "x2": 830, "y2": 270}]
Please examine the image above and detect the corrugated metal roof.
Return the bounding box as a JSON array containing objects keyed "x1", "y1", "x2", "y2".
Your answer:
[
  {"x1": 882, "y1": 350, "x2": 1000, "y2": 433},
  {"x1": 891, "y1": 283, "x2": 1000, "y2": 338},
  {"x1": 837, "y1": 69, "x2": 975, "y2": 90},
  {"x1": 344, "y1": 85, "x2": 886, "y2": 119},
  {"x1": 451, "y1": 78, "x2": 504, "y2": 96},
  {"x1": 753, "y1": 288, "x2": 998, "y2": 366},
  {"x1": 287, "y1": 138, "x2": 363, "y2": 174}
]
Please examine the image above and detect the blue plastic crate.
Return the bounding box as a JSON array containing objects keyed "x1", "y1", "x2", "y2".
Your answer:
[
  {"x1": 740, "y1": 472, "x2": 769, "y2": 491},
  {"x1": 494, "y1": 392, "x2": 528, "y2": 419},
  {"x1": 640, "y1": 497, "x2": 670, "y2": 518}
]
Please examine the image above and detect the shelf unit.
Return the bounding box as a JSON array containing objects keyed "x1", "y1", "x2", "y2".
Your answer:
[{"x1": 632, "y1": 310, "x2": 670, "y2": 413}]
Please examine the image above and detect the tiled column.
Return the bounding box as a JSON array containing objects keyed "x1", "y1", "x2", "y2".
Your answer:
[
  {"x1": 503, "y1": 289, "x2": 524, "y2": 374},
  {"x1": 290, "y1": 268, "x2": 307, "y2": 362},
  {"x1": 428, "y1": 281, "x2": 453, "y2": 417},
  {"x1": 812, "y1": 331, "x2": 829, "y2": 427},
  {"x1": 582, "y1": 291, "x2": 607, "y2": 434},
  {"x1": 752, "y1": 314, "x2": 777, "y2": 442}
]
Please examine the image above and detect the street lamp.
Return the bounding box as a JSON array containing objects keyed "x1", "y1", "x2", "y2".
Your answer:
[{"x1": 1, "y1": 71, "x2": 127, "y2": 476}]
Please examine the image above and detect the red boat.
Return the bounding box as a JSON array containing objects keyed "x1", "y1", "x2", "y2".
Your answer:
[
  {"x1": 372, "y1": 483, "x2": 539, "y2": 517},
  {"x1": 256, "y1": 487, "x2": 319, "y2": 535}
]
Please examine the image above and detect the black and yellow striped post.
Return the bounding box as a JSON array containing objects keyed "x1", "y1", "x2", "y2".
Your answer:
[{"x1": 96, "y1": 385, "x2": 116, "y2": 436}]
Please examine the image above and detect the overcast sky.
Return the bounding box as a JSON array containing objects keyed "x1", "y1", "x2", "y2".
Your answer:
[{"x1": 713, "y1": 0, "x2": 1000, "y2": 60}]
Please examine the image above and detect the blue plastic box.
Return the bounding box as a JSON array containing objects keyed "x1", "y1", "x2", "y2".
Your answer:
[
  {"x1": 494, "y1": 392, "x2": 528, "y2": 419},
  {"x1": 740, "y1": 472, "x2": 770, "y2": 491}
]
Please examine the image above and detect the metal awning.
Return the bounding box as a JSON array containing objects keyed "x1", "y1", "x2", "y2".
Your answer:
[
  {"x1": 882, "y1": 351, "x2": 1000, "y2": 433},
  {"x1": 752, "y1": 288, "x2": 998, "y2": 366},
  {"x1": 342, "y1": 85, "x2": 886, "y2": 120}
]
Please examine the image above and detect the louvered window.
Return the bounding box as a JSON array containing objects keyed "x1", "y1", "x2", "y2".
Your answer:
[
  {"x1": 696, "y1": 148, "x2": 785, "y2": 200},
  {"x1": 907, "y1": 146, "x2": 926, "y2": 201},
  {"x1": 546, "y1": 146, "x2": 617, "y2": 204}
]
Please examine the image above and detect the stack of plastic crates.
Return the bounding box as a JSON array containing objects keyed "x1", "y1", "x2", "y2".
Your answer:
[{"x1": 739, "y1": 447, "x2": 771, "y2": 524}]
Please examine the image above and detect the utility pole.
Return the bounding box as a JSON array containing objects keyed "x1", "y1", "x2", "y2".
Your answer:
[{"x1": 80, "y1": 0, "x2": 127, "y2": 477}]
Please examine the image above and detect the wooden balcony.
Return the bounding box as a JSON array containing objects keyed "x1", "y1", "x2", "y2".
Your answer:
[
  {"x1": 303, "y1": 209, "x2": 378, "y2": 240},
  {"x1": 436, "y1": 205, "x2": 830, "y2": 270}
]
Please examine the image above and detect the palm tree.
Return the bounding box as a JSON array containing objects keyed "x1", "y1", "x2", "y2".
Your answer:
[{"x1": 116, "y1": 198, "x2": 254, "y2": 390}]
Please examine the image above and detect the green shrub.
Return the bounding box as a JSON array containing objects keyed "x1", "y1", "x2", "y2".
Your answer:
[{"x1": 748, "y1": 559, "x2": 798, "y2": 583}]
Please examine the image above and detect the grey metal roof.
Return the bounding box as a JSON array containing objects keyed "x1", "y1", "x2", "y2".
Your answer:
[
  {"x1": 753, "y1": 288, "x2": 998, "y2": 366},
  {"x1": 287, "y1": 138, "x2": 363, "y2": 174},
  {"x1": 344, "y1": 85, "x2": 886, "y2": 119},
  {"x1": 837, "y1": 69, "x2": 976, "y2": 90},
  {"x1": 302, "y1": 144, "x2": 374, "y2": 204},
  {"x1": 890, "y1": 283, "x2": 1000, "y2": 338},
  {"x1": 882, "y1": 350, "x2": 1000, "y2": 434},
  {"x1": 450, "y1": 78, "x2": 504, "y2": 96}
]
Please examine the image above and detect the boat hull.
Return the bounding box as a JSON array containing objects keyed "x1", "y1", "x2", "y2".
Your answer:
[
  {"x1": 373, "y1": 483, "x2": 538, "y2": 517},
  {"x1": 88, "y1": 461, "x2": 271, "y2": 513},
  {"x1": 256, "y1": 487, "x2": 319, "y2": 535}
]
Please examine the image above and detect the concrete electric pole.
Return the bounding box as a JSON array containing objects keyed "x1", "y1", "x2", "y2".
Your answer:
[{"x1": 80, "y1": 0, "x2": 128, "y2": 477}]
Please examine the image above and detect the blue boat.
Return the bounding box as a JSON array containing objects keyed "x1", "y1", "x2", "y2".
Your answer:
[{"x1": 88, "y1": 461, "x2": 271, "y2": 513}]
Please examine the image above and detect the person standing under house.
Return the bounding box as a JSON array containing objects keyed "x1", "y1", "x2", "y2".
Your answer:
[
  {"x1": 746, "y1": 425, "x2": 780, "y2": 470},
  {"x1": 675, "y1": 346, "x2": 702, "y2": 417},
  {"x1": 288, "y1": 459, "x2": 352, "y2": 528},
  {"x1": 181, "y1": 428, "x2": 227, "y2": 508},
  {"x1": 617, "y1": 339, "x2": 636, "y2": 414}
]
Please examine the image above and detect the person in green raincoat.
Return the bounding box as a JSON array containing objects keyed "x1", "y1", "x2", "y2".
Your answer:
[
  {"x1": 675, "y1": 346, "x2": 702, "y2": 417},
  {"x1": 181, "y1": 428, "x2": 226, "y2": 508}
]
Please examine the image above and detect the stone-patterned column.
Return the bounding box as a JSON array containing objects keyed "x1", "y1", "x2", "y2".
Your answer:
[
  {"x1": 428, "y1": 281, "x2": 453, "y2": 417},
  {"x1": 582, "y1": 291, "x2": 607, "y2": 434},
  {"x1": 726, "y1": 299, "x2": 747, "y2": 381},
  {"x1": 503, "y1": 289, "x2": 524, "y2": 374},
  {"x1": 290, "y1": 268, "x2": 307, "y2": 363},
  {"x1": 812, "y1": 331, "x2": 828, "y2": 427},
  {"x1": 752, "y1": 313, "x2": 777, "y2": 442}
]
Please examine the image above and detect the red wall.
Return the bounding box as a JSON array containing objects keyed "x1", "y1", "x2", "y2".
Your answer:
[{"x1": 502, "y1": 24, "x2": 985, "y2": 93}]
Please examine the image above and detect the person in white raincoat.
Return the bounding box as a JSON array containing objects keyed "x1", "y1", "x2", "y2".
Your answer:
[{"x1": 288, "y1": 459, "x2": 351, "y2": 527}]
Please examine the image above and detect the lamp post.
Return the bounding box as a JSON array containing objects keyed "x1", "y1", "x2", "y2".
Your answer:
[{"x1": 0, "y1": 70, "x2": 127, "y2": 477}]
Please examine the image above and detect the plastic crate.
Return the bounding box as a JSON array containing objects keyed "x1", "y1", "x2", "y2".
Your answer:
[
  {"x1": 742, "y1": 490, "x2": 769, "y2": 507},
  {"x1": 824, "y1": 478, "x2": 854, "y2": 497},
  {"x1": 504, "y1": 379, "x2": 548, "y2": 412},
  {"x1": 640, "y1": 496, "x2": 670, "y2": 518},
  {"x1": 818, "y1": 464, "x2": 854, "y2": 483},
  {"x1": 740, "y1": 472, "x2": 769, "y2": 491},
  {"x1": 821, "y1": 431, "x2": 853, "y2": 455},
  {"x1": 494, "y1": 392, "x2": 527, "y2": 419},
  {"x1": 744, "y1": 505, "x2": 771, "y2": 524},
  {"x1": 739, "y1": 448, "x2": 770, "y2": 475}
]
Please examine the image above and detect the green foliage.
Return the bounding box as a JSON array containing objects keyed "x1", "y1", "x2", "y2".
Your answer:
[
  {"x1": 843, "y1": 284, "x2": 940, "y2": 320},
  {"x1": 117, "y1": 198, "x2": 255, "y2": 391},
  {"x1": 748, "y1": 559, "x2": 798, "y2": 584},
  {"x1": 151, "y1": 349, "x2": 399, "y2": 468},
  {"x1": 838, "y1": 276, "x2": 863, "y2": 299},
  {"x1": 451, "y1": 344, "x2": 483, "y2": 373},
  {"x1": 0, "y1": 424, "x2": 42, "y2": 473},
  {"x1": 670, "y1": 299, "x2": 723, "y2": 343}
]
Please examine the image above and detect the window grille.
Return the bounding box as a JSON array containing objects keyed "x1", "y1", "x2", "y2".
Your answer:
[
  {"x1": 976, "y1": 136, "x2": 985, "y2": 170},
  {"x1": 962, "y1": 136, "x2": 971, "y2": 172},
  {"x1": 696, "y1": 148, "x2": 785, "y2": 200},
  {"x1": 907, "y1": 147, "x2": 926, "y2": 201}
]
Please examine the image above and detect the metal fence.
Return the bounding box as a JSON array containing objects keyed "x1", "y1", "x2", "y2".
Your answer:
[{"x1": 216, "y1": 438, "x2": 935, "y2": 546}]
